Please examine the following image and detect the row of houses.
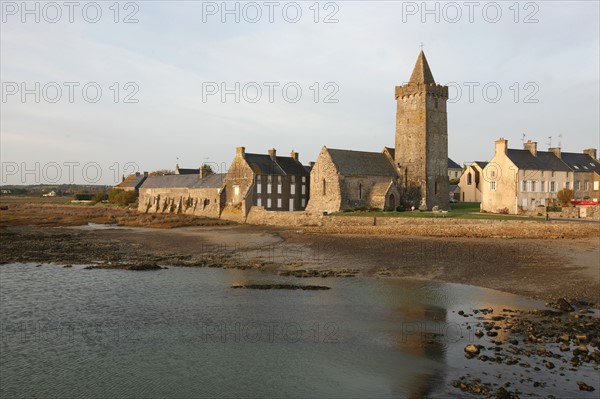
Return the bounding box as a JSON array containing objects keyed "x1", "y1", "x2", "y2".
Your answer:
[{"x1": 457, "y1": 139, "x2": 600, "y2": 214}]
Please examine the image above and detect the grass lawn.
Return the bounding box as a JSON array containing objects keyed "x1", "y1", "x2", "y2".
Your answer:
[{"x1": 331, "y1": 202, "x2": 543, "y2": 221}]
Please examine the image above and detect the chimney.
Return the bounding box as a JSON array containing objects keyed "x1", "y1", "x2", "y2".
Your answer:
[
  {"x1": 290, "y1": 150, "x2": 299, "y2": 161},
  {"x1": 122, "y1": 174, "x2": 125, "y2": 182},
  {"x1": 549, "y1": 147, "x2": 561, "y2": 159},
  {"x1": 143, "y1": 171, "x2": 148, "y2": 177},
  {"x1": 268, "y1": 148, "x2": 277, "y2": 161},
  {"x1": 495, "y1": 138, "x2": 508, "y2": 155},
  {"x1": 199, "y1": 165, "x2": 213, "y2": 179},
  {"x1": 309, "y1": 161, "x2": 315, "y2": 168},
  {"x1": 135, "y1": 172, "x2": 140, "y2": 176},
  {"x1": 524, "y1": 140, "x2": 537, "y2": 157},
  {"x1": 236, "y1": 146, "x2": 245, "y2": 158},
  {"x1": 583, "y1": 148, "x2": 597, "y2": 160}
]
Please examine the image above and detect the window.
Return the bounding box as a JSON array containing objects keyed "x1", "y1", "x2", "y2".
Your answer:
[
  {"x1": 289, "y1": 198, "x2": 294, "y2": 212},
  {"x1": 565, "y1": 182, "x2": 571, "y2": 189},
  {"x1": 359, "y1": 184, "x2": 362, "y2": 199},
  {"x1": 595, "y1": 181, "x2": 600, "y2": 191},
  {"x1": 301, "y1": 198, "x2": 306, "y2": 208},
  {"x1": 575, "y1": 181, "x2": 581, "y2": 191},
  {"x1": 291, "y1": 184, "x2": 295, "y2": 195},
  {"x1": 302, "y1": 176, "x2": 306, "y2": 183},
  {"x1": 322, "y1": 179, "x2": 326, "y2": 195},
  {"x1": 257, "y1": 176, "x2": 262, "y2": 193},
  {"x1": 467, "y1": 173, "x2": 472, "y2": 185},
  {"x1": 584, "y1": 181, "x2": 590, "y2": 191},
  {"x1": 530, "y1": 181, "x2": 536, "y2": 192},
  {"x1": 522, "y1": 180, "x2": 527, "y2": 192},
  {"x1": 291, "y1": 176, "x2": 296, "y2": 184},
  {"x1": 277, "y1": 198, "x2": 282, "y2": 208},
  {"x1": 541, "y1": 171, "x2": 545, "y2": 177},
  {"x1": 302, "y1": 184, "x2": 306, "y2": 195},
  {"x1": 541, "y1": 198, "x2": 546, "y2": 206},
  {"x1": 257, "y1": 198, "x2": 262, "y2": 207},
  {"x1": 551, "y1": 171, "x2": 555, "y2": 178},
  {"x1": 540, "y1": 181, "x2": 545, "y2": 192},
  {"x1": 491, "y1": 170, "x2": 496, "y2": 178},
  {"x1": 550, "y1": 181, "x2": 556, "y2": 192},
  {"x1": 267, "y1": 198, "x2": 272, "y2": 208},
  {"x1": 530, "y1": 198, "x2": 536, "y2": 207},
  {"x1": 267, "y1": 183, "x2": 272, "y2": 194},
  {"x1": 490, "y1": 181, "x2": 496, "y2": 191},
  {"x1": 573, "y1": 165, "x2": 580, "y2": 170},
  {"x1": 277, "y1": 176, "x2": 282, "y2": 194}
]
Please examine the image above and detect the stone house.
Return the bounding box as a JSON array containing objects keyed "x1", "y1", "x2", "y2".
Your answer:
[
  {"x1": 115, "y1": 172, "x2": 148, "y2": 191},
  {"x1": 305, "y1": 147, "x2": 401, "y2": 213},
  {"x1": 458, "y1": 161, "x2": 488, "y2": 202},
  {"x1": 448, "y1": 158, "x2": 462, "y2": 180},
  {"x1": 223, "y1": 147, "x2": 311, "y2": 218},
  {"x1": 481, "y1": 139, "x2": 600, "y2": 214},
  {"x1": 138, "y1": 170, "x2": 225, "y2": 217}
]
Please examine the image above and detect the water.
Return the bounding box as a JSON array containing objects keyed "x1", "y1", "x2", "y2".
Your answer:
[{"x1": 0, "y1": 263, "x2": 543, "y2": 398}]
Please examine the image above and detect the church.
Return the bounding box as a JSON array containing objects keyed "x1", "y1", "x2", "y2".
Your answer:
[{"x1": 306, "y1": 50, "x2": 450, "y2": 213}]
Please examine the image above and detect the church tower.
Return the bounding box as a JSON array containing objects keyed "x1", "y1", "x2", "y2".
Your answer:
[{"x1": 395, "y1": 51, "x2": 449, "y2": 210}]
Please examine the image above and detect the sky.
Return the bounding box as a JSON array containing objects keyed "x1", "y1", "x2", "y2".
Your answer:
[{"x1": 1, "y1": 0, "x2": 599, "y2": 185}]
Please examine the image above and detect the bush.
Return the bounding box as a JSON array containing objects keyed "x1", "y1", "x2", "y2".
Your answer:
[
  {"x1": 546, "y1": 206, "x2": 562, "y2": 212},
  {"x1": 497, "y1": 207, "x2": 509, "y2": 214},
  {"x1": 107, "y1": 188, "x2": 138, "y2": 205},
  {"x1": 557, "y1": 188, "x2": 574, "y2": 206},
  {"x1": 74, "y1": 193, "x2": 93, "y2": 201},
  {"x1": 92, "y1": 191, "x2": 108, "y2": 204}
]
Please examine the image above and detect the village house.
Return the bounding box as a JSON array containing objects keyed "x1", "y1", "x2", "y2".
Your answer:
[
  {"x1": 222, "y1": 147, "x2": 311, "y2": 219},
  {"x1": 458, "y1": 161, "x2": 488, "y2": 202},
  {"x1": 138, "y1": 168, "x2": 225, "y2": 218},
  {"x1": 115, "y1": 172, "x2": 148, "y2": 191},
  {"x1": 448, "y1": 158, "x2": 462, "y2": 180},
  {"x1": 480, "y1": 138, "x2": 600, "y2": 214}
]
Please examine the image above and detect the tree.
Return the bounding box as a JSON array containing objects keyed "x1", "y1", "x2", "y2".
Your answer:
[
  {"x1": 557, "y1": 188, "x2": 574, "y2": 206},
  {"x1": 149, "y1": 169, "x2": 175, "y2": 176}
]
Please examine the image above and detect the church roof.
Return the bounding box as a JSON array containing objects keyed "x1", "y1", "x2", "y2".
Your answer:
[
  {"x1": 327, "y1": 148, "x2": 398, "y2": 177},
  {"x1": 140, "y1": 173, "x2": 225, "y2": 189},
  {"x1": 409, "y1": 50, "x2": 436, "y2": 84}
]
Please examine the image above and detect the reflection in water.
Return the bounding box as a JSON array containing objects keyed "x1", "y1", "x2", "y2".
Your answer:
[{"x1": 0, "y1": 264, "x2": 542, "y2": 399}]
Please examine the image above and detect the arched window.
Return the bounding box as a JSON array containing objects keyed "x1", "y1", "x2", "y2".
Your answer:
[
  {"x1": 322, "y1": 179, "x2": 326, "y2": 196},
  {"x1": 467, "y1": 172, "x2": 472, "y2": 185}
]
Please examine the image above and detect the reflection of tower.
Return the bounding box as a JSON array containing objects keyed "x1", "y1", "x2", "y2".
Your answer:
[{"x1": 395, "y1": 51, "x2": 449, "y2": 210}]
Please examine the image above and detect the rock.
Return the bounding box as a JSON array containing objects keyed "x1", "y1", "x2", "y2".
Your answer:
[
  {"x1": 475, "y1": 329, "x2": 484, "y2": 338},
  {"x1": 560, "y1": 343, "x2": 570, "y2": 352},
  {"x1": 556, "y1": 298, "x2": 575, "y2": 312},
  {"x1": 63, "y1": 264, "x2": 72, "y2": 268},
  {"x1": 495, "y1": 387, "x2": 511, "y2": 399},
  {"x1": 465, "y1": 344, "x2": 480, "y2": 356},
  {"x1": 576, "y1": 381, "x2": 595, "y2": 391},
  {"x1": 458, "y1": 310, "x2": 464, "y2": 315},
  {"x1": 575, "y1": 344, "x2": 589, "y2": 355},
  {"x1": 545, "y1": 361, "x2": 555, "y2": 369}
]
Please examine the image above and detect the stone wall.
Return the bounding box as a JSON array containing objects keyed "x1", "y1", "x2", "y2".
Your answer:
[
  {"x1": 245, "y1": 207, "x2": 321, "y2": 226},
  {"x1": 139, "y1": 187, "x2": 223, "y2": 217},
  {"x1": 305, "y1": 148, "x2": 342, "y2": 213}
]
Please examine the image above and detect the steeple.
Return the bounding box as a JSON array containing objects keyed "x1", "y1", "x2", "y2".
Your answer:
[{"x1": 409, "y1": 50, "x2": 435, "y2": 85}]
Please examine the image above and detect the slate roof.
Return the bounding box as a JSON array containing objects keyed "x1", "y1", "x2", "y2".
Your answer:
[
  {"x1": 327, "y1": 148, "x2": 398, "y2": 177},
  {"x1": 449, "y1": 184, "x2": 460, "y2": 193},
  {"x1": 506, "y1": 149, "x2": 571, "y2": 172},
  {"x1": 116, "y1": 174, "x2": 146, "y2": 189},
  {"x1": 244, "y1": 153, "x2": 309, "y2": 176},
  {"x1": 140, "y1": 174, "x2": 225, "y2": 189},
  {"x1": 473, "y1": 161, "x2": 489, "y2": 170},
  {"x1": 561, "y1": 152, "x2": 600, "y2": 174},
  {"x1": 409, "y1": 51, "x2": 436, "y2": 84},
  {"x1": 176, "y1": 168, "x2": 200, "y2": 175},
  {"x1": 448, "y1": 158, "x2": 462, "y2": 169}
]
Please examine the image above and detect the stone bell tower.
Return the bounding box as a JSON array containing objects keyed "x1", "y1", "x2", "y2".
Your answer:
[{"x1": 395, "y1": 50, "x2": 449, "y2": 210}]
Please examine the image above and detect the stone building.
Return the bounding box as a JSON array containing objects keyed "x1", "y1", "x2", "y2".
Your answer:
[
  {"x1": 394, "y1": 50, "x2": 449, "y2": 210},
  {"x1": 138, "y1": 170, "x2": 225, "y2": 218},
  {"x1": 223, "y1": 147, "x2": 311, "y2": 219},
  {"x1": 115, "y1": 172, "x2": 147, "y2": 191},
  {"x1": 480, "y1": 138, "x2": 600, "y2": 214},
  {"x1": 458, "y1": 161, "x2": 488, "y2": 202},
  {"x1": 448, "y1": 158, "x2": 462, "y2": 180},
  {"x1": 306, "y1": 50, "x2": 450, "y2": 213},
  {"x1": 305, "y1": 147, "x2": 400, "y2": 213}
]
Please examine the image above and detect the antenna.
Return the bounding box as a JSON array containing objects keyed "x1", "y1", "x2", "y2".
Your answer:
[
  {"x1": 547, "y1": 136, "x2": 552, "y2": 149},
  {"x1": 558, "y1": 134, "x2": 563, "y2": 148},
  {"x1": 521, "y1": 133, "x2": 526, "y2": 145}
]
